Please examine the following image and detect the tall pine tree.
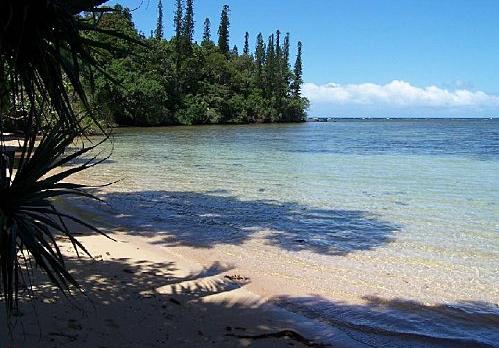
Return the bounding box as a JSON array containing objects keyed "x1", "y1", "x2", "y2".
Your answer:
[
  {"x1": 243, "y1": 32, "x2": 250, "y2": 55},
  {"x1": 232, "y1": 45, "x2": 239, "y2": 56},
  {"x1": 283, "y1": 33, "x2": 290, "y2": 65},
  {"x1": 202, "y1": 18, "x2": 211, "y2": 45},
  {"x1": 183, "y1": 0, "x2": 194, "y2": 43},
  {"x1": 274, "y1": 29, "x2": 287, "y2": 108},
  {"x1": 174, "y1": 0, "x2": 183, "y2": 41},
  {"x1": 217, "y1": 5, "x2": 230, "y2": 54},
  {"x1": 155, "y1": 0, "x2": 164, "y2": 40},
  {"x1": 264, "y1": 34, "x2": 276, "y2": 97},
  {"x1": 282, "y1": 32, "x2": 292, "y2": 95},
  {"x1": 89, "y1": 3, "x2": 308, "y2": 125},
  {"x1": 255, "y1": 33, "x2": 266, "y2": 88},
  {"x1": 173, "y1": 0, "x2": 184, "y2": 110},
  {"x1": 275, "y1": 30, "x2": 281, "y2": 60},
  {"x1": 292, "y1": 41, "x2": 303, "y2": 97}
]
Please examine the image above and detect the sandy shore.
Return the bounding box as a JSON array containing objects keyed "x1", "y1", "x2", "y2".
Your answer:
[
  {"x1": 1, "y1": 191, "x2": 487, "y2": 348},
  {"x1": 0, "y1": 222, "x2": 362, "y2": 347}
]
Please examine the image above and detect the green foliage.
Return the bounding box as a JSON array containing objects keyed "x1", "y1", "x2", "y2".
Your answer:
[
  {"x1": 183, "y1": 0, "x2": 195, "y2": 44},
  {"x1": 218, "y1": 5, "x2": 230, "y2": 55},
  {"x1": 264, "y1": 34, "x2": 276, "y2": 99},
  {"x1": 283, "y1": 33, "x2": 290, "y2": 64},
  {"x1": 232, "y1": 45, "x2": 239, "y2": 56},
  {"x1": 292, "y1": 41, "x2": 303, "y2": 97},
  {"x1": 243, "y1": 32, "x2": 250, "y2": 55},
  {"x1": 87, "y1": 2, "x2": 309, "y2": 126},
  {"x1": 254, "y1": 33, "x2": 266, "y2": 89},
  {"x1": 155, "y1": 0, "x2": 164, "y2": 40},
  {"x1": 1, "y1": 127, "x2": 111, "y2": 312},
  {"x1": 0, "y1": 0, "x2": 127, "y2": 316},
  {"x1": 202, "y1": 18, "x2": 211, "y2": 46},
  {"x1": 174, "y1": 0, "x2": 183, "y2": 41}
]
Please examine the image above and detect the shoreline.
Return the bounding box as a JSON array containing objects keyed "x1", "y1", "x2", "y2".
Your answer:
[
  {"x1": 107, "y1": 117, "x2": 498, "y2": 128},
  {"x1": 2, "y1": 188, "x2": 496, "y2": 347},
  {"x1": 21, "y1": 173, "x2": 494, "y2": 348},
  {"x1": 78, "y1": 117, "x2": 499, "y2": 135},
  {"x1": 0, "y1": 218, "x2": 362, "y2": 348}
]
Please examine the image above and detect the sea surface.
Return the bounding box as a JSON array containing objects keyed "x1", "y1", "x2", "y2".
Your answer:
[{"x1": 74, "y1": 119, "x2": 499, "y2": 347}]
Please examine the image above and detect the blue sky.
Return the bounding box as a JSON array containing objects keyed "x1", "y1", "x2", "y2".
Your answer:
[{"x1": 109, "y1": 0, "x2": 499, "y2": 117}]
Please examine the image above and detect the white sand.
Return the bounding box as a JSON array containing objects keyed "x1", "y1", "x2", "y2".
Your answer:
[{"x1": 0, "y1": 227, "x2": 363, "y2": 348}]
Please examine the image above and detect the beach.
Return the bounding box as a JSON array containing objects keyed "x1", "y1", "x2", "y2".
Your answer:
[
  {"x1": 0, "y1": 221, "x2": 360, "y2": 348},
  {"x1": 2, "y1": 193, "x2": 493, "y2": 348},
  {"x1": 2, "y1": 1, "x2": 498, "y2": 345},
  {"x1": 2, "y1": 120, "x2": 497, "y2": 348}
]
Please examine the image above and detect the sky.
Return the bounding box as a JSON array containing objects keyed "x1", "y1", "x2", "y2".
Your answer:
[{"x1": 109, "y1": 0, "x2": 499, "y2": 117}]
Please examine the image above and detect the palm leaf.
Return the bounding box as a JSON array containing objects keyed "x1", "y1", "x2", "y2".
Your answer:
[
  {"x1": 0, "y1": 125, "x2": 112, "y2": 315},
  {"x1": 0, "y1": 0, "x2": 135, "y2": 316}
]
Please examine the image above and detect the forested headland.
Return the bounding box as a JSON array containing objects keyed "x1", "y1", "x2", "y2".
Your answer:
[{"x1": 85, "y1": 0, "x2": 309, "y2": 126}]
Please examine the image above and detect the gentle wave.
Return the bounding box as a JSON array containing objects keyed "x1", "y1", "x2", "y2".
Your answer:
[{"x1": 274, "y1": 296, "x2": 499, "y2": 348}]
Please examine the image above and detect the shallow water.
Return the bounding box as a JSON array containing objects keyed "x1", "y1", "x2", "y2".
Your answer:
[{"x1": 75, "y1": 119, "x2": 499, "y2": 347}]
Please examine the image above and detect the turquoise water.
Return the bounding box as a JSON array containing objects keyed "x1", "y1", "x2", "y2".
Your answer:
[{"x1": 77, "y1": 119, "x2": 498, "y2": 347}]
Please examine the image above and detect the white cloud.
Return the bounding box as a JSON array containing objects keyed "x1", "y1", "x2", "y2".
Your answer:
[{"x1": 302, "y1": 80, "x2": 499, "y2": 107}]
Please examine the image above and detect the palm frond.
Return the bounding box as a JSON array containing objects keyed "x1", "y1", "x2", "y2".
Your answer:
[
  {"x1": 0, "y1": 0, "x2": 131, "y2": 316},
  {"x1": 0, "y1": 125, "x2": 112, "y2": 314}
]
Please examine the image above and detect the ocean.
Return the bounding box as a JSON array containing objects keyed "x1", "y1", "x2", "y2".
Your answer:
[{"x1": 74, "y1": 119, "x2": 499, "y2": 347}]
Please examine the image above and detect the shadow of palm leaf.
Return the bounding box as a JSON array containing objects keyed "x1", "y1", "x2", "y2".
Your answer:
[
  {"x1": 1, "y1": 254, "x2": 497, "y2": 348},
  {"x1": 0, "y1": 256, "x2": 322, "y2": 348}
]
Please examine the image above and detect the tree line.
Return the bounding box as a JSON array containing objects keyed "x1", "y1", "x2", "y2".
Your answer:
[{"x1": 85, "y1": 1, "x2": 309, "y2": 126}]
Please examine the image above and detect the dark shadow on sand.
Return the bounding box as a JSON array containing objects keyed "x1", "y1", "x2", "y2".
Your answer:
[
  {"x1": 1, "y1": 255, "x2": 497, "y2": 348},
  {"x1": 0, "y1": 256, "x2": 326, "y2": 348},
  {"x1": 83, "y1": 190, "x2": 401, "y2": 256}
]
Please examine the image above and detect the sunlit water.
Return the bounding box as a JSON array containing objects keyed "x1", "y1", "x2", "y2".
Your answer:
[{"x1": 73, "y1": 119, "x2": 499, "y2": 347}]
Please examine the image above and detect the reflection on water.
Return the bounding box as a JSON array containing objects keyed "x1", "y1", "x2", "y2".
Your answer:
[{"x1": 73, "y1": 119, "x2": 499, "y2": 347}]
